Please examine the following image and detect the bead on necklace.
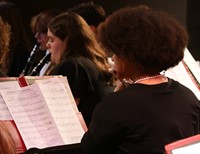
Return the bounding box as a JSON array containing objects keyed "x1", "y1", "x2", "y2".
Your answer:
[{"x1": 134, "y1": 74, "x2": 164, "y2": 83}]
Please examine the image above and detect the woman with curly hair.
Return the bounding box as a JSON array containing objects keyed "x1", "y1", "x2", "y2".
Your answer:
[
  {"x1": 0, "y1": 18, "x2": 16, "y2": 154},
  {"x1": 0, "y1": 16, "x2": 10, "y2": 76},
  {"x1": 81, "y1": 5, "x2": 200, "y2": 154}
]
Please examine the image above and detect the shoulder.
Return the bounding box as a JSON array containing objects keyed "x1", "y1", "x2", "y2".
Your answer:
[
  {"x1": 55, "y1": 59, "x2": 77, "y2": 68},
  {"x1": 170, "y1": 78, "x2": 197, "y2": 94},
  {"x1": 50, "y1": 59, "x2": 77, "y2": 74},
  {"x1": 169, "y1": 78, "x2": 199, "y2": 101},
  {"x1": 50, "y1": 58, "x2": 87, "y2": 76},
  {"x1": 55, "y1": 57, "x2": 89, "y2": 68},
  {"x1": 52, "y1": 57, "x2": 99, "y2": 76}
]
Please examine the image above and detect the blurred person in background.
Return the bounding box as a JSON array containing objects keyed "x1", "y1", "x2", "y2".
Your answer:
[
  {"x1": 28, "y1": 9, "x2": 62, "y2": 76},
  {"x1": 0, "y1": 17, "x2": 16, "y2": 154},
  {"x1": 69, "y1": 1, "x2": 106, "y2": 34},
  {"x1": 69, "y1": 1, "x2": 114, "y2": 72},
  {"x1": 0, "y1": 1, "x2": 31, "y2": 77}
]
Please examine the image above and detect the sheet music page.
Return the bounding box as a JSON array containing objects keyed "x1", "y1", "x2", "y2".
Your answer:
[
  {"x1": 35, "y1": 77, "x2": 85, "y2": 144},
  {"x1": 0, "y1": 84, "x2": 64, "y2": 149},
  {"x1": 172, "y1": 142, "x2": 200, "y2": 154},
  {"x1": 25, "y1": 75, "x2": 57, "y2": 85},
  {"x1": 56, "y1": 76, "x2": 79, "y2": 112},
  {"x1": 165, "y1": 61, "x2": 200, "y2": 100},
  {"x1": 183, "y1": 48, "x2": 200, "y2": 84},
  {"x1": 0, "y1": 81, "x2": 20, "y2": 120}
]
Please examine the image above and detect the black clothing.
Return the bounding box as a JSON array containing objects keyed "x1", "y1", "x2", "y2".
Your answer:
[
  {"x1": 7, "y1": 44, "x2": 30, "y2": 77},
  {"x1": 50, "y1": 57, "x2": 114, "y2": 126},
  {"x1": 81, "y1": 79, "x2": 200, "y2": 154}
]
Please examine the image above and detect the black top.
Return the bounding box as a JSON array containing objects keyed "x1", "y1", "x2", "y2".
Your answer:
[
  {"x1": 81, "y1": 79, "x2": 200, "y2": 154},
  {"x1": 25, "y1": 143, "x2": 83, "y2": 154},
  {"x1": 7, "y1": 44, "x2": 30, "y2": 77},
  {"x1": 50, "y1": 57, "x2": 114, "y2": 126}
]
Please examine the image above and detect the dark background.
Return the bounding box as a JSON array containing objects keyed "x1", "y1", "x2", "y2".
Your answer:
[{"x1": 3, "y1": 0, "x2": 200, "y2": 60}]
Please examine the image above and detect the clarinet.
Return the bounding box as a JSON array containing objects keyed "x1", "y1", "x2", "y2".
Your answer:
[
  {"x1": 29, "y1": 53, "x2": 51, "y2": 76},
  {"x1": 20, "y1": 43, "x2": 39, "y2": 76}
]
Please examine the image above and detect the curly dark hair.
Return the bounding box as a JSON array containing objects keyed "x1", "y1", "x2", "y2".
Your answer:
[
  {"x1": 0, "y1": 16, "x2": 10, "y2": 74},
  {"x1": 97, "y1": 5, "x2": 188, "y2": 72}
]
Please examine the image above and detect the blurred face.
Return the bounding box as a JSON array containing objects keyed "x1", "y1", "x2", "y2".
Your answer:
[
  {"x1": 112, "y1": 54, "x2": 134, "y2": 79},
  {"x1": 46, "y1": 30, "x2": 67, "y2": 64},
  {"x1": 34, "y1": 32, "x2": 48, "y2": 51}
]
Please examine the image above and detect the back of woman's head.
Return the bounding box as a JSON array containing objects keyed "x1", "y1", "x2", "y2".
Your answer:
[
  {"x1": 97, "y1": 5, "x2": 188, "y2": 72},
  {"x1": 31, "y1": 9, "x2": 62, "y2": 34},
  {"x1": 69, "y1": 1, "x2": 106, "y2": 27},
  {"x1": 48, "y1": 12, "x2": 109, "y2": 72}
]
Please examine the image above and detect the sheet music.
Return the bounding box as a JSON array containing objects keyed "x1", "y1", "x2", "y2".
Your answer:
[
  {"x1": 165, "y1": 61, "x2": 200, "y2": 100},
  {"x1": 56, "y1": 76, "x2": 79, "y2": 112},
  {"x1": 35, "y1": 77, "x2": 85, "y2": 144},
  {"x1": 1, "y1": 84, "x2": 64, "y2": 149},
  {"x1": 183, "y1": 48, "x2": 200, "y2": 84},
  {"x1": 0, "y1": 81, "x2": 20, "y2": 120},
  {"x1": 172, "y1": 142, "x2": 200, "y2": 154},
  {"x1": 35, "y1": 76, "x2": 78, "y2": 112}
]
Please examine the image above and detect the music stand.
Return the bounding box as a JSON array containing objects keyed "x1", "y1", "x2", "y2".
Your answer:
[{"x1": 165, "y1": 134, "x2": 200, "y2": 154}]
